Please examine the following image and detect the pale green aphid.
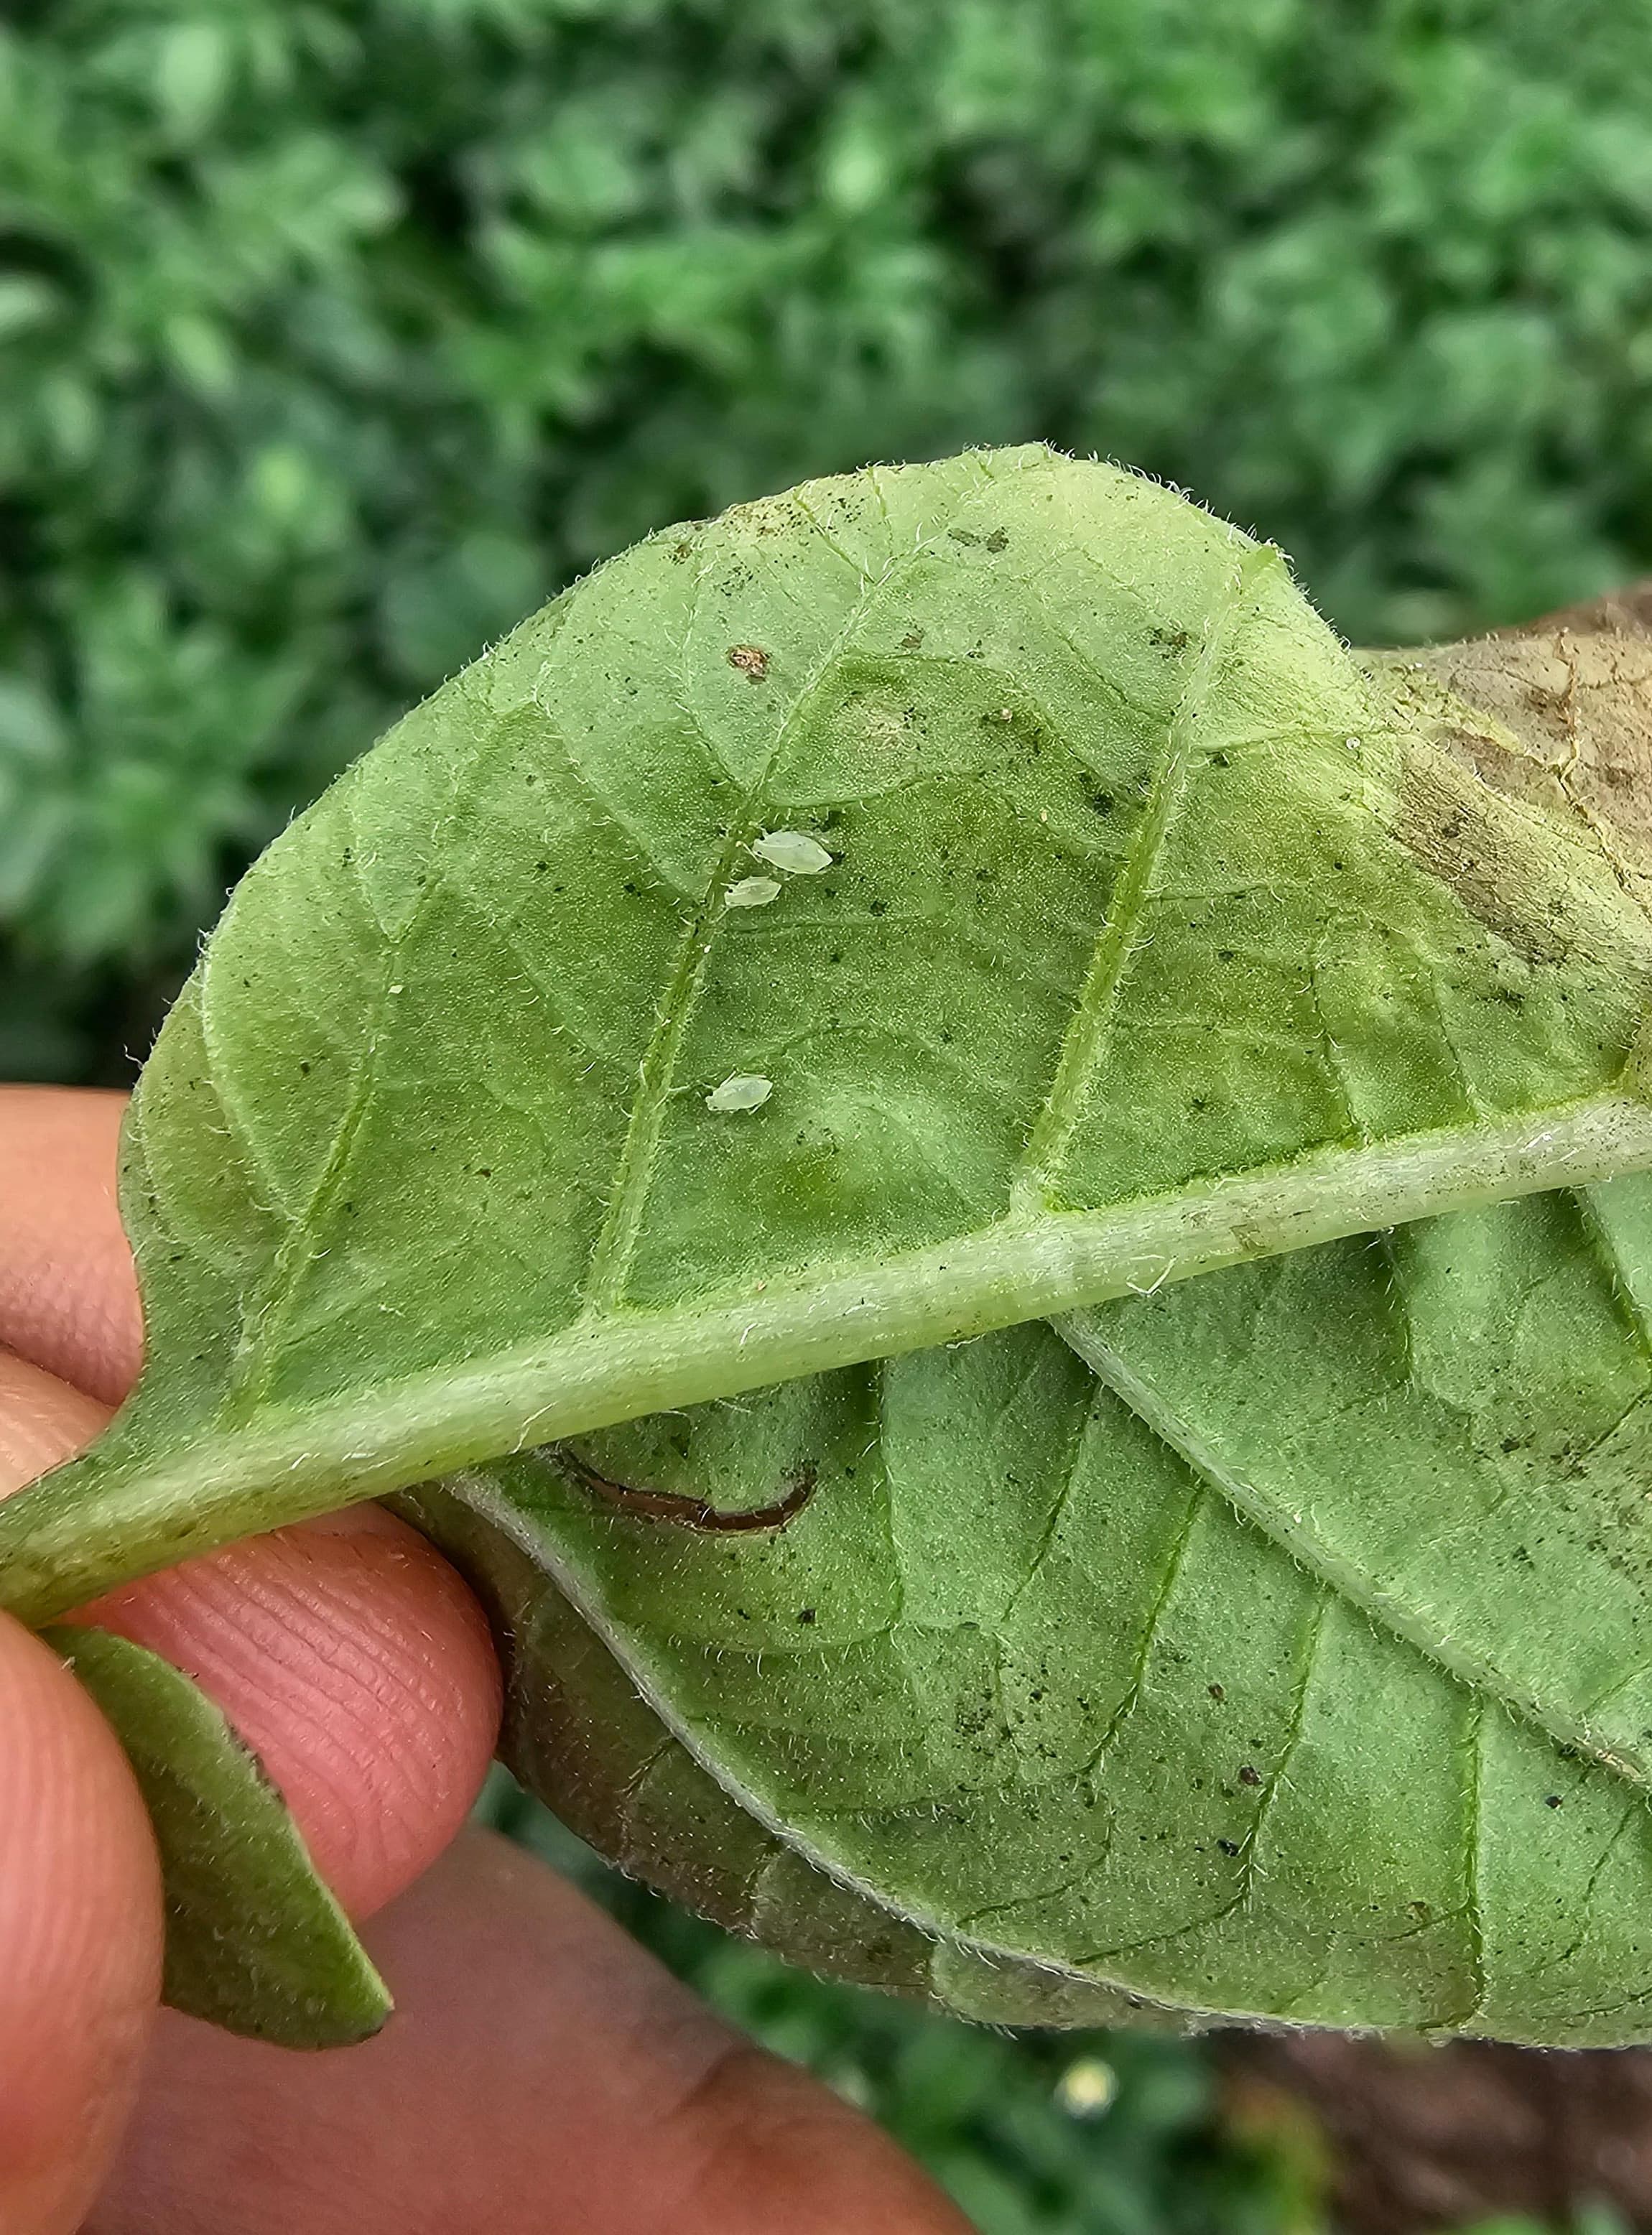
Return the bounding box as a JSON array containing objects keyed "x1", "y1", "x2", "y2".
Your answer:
[
  {"x1": 725, "y1": 875, "x2": 782, "y2": 908},
  {"x1": 705, "y1": 1073, "x2": 774, "y2": 1114},
  {"x1": 8, "y1": 445, "x2": 1652, "y2": 2045},
  {"x1": 751, "y1": 829, "x2": 833, "y2": 874}
]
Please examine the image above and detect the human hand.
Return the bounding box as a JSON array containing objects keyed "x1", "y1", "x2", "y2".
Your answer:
[{"x1": 0, "y1": 1087, "x2": 973, "y2": 2235}]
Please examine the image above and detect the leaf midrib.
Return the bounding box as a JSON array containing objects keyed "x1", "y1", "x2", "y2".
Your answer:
[{"x1": 9, "y1": 1087, "x2": 1652, "y2": 1627}]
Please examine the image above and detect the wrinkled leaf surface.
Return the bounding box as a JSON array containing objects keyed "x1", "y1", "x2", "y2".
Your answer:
[
  {"x1": 440, "y1": 1184, "x2": 1652, "y2": 2045},
  {"x1": 408, "y1": 1483, "x2": 1167, "y2": 2032}
]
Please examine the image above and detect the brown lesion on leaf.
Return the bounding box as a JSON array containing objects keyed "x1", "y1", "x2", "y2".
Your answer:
[
  {"x1": 726, "y1": 643, "x2": 770, "y2": 682},
  {"x1": 1378, "y1": 588, "x2": 1652, "y2": 926},
  {"x1": 556, "y1": 1448, "x2": 817, "y2": 1532},
  {"x1": 1393, "y1": 744, "x2": 1571, "y2": 968}
]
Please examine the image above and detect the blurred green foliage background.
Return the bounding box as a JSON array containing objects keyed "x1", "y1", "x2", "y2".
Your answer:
[
  {"x1": 10, "y1": 0, "x2": 1652, "y2": 1081},
  {"x1": 8, "y1": 1, "x2": 1652, "y2": 2223}
]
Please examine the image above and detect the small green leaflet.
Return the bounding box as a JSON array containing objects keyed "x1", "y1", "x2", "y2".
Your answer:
[
  {"x1": 48, "y1": 1625, "x2": 389, "y2": 2047},
  {"x1": 5, "y1": 446, "x2": 1652, "y2": 1623}
]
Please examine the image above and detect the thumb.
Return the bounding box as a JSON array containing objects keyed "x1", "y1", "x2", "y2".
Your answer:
[
  {"x1": 0, "y1": 1345, "x2": 164, "y2": 2232},
  {"x1": 0, "y1": 1606, "x2": 163, "y2": 2234}
]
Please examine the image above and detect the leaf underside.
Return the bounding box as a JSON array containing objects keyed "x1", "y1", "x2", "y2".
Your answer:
[
  {"x1": 48, "y1": 1625, "x2": 389, "y2": 2047},
  {"x1": 427, "y1": 1174, "x2": 1652, "y2": 2048},
  {"x1": 17, "y1": 445, "x2": 1652, "y2": 1620},
  {"x1": 18, "y1": 446, "x2": 1652, "y2": 2050},
  {"x1": 406, "y1": 1484, "x2": 1179, "y2": 2035}
]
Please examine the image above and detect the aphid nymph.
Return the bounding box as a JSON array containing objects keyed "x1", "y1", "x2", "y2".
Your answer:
[
  {"x1": 752, "y1": 830, "x2": 832, "y2": 875},
  {"x1": 725, "y1": 875, "x2": 781, "y2": 908},
  {"x1": 706, "y1": 1074, "x2": 774, "y2": 1114}
]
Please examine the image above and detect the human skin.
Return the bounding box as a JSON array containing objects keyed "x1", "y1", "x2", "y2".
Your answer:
[{"x1": 0, "y1": 1087, "x2": 972, "y2": 2235}]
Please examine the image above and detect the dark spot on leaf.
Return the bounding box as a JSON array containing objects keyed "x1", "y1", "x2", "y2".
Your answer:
[
  {"x1": 1546, "y1": 1794, "x2": 1563, "y2": 1808},
  {"x1": 984, "y1": 526, "x2": 1009, "y2": 552},
  {"x1": 1090, "y1": 791, "x2": 1114, "y2": 814},
  {"x1": 558, "y1": 1450, "x2": 817, "y2": 1534},
  {"x1": 727, "y1": 644, "x2": 769, "y2": 682},
  {"x1": 1217, "y1": 1838, "x2": 1240, "y2": 1857},
  {"x1": 1207, "y1": 1683, "x2": 1225, "y2": 1701},
  {"x1": 1238, "y1": 1764, "x2": 1262, "y2": 1786},
  {"x1": 797, "y1": 1608, "x2": 816, "y2": 1624}
]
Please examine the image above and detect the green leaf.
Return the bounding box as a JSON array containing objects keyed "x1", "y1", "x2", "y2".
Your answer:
[
  {"x1": 1060, "y1": 1174, "x2": 1652, "y2": 1790},
  {"x1": 6, "y1": 446, "x2": 1652, "y2": 1621},
  {"x1": 47, "y1": 1624, "x2": 390, "y2": 2048},
  {"x1": 404, "y1": 1482, "x2": 1181, "y2": 2034},
  {"x1": 424, "y1": 1185, "x2": 1652, "y2": 2046}
]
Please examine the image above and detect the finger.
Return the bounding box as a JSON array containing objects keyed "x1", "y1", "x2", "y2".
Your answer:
[
  {"x1": 0, "y1": 1609, "x2": 162, "y2": 2235},
  {"x1": 0, "y1": 1347, "x2": 500, "y2": 1918},
  {"x1": 0, "y1": 1088, "x2": 140, "y2": 1403},
  {"x1": 91, "y1": 1829, "x2": 975, "y2": 2235},
  {"x1": 0, "y1": 1344, "x2": 109, "y2": 1488}
]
